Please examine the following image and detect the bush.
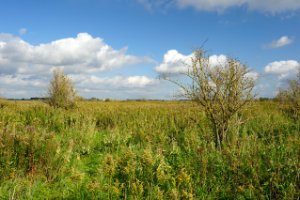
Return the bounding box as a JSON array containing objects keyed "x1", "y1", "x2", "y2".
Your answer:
[
  {"x1": 160, "y1": 49, "x2": 256, "y2": 150},
  {"x1": 47, "y1": 69, "x2": 77, "y2": 109}
]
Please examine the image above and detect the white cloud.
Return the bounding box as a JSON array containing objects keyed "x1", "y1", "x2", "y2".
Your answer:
[
  {"x1": 127, "y1": 76, "x2": 156, "y2": 87},
  {"x1": 71, "y1": 74, "x2": 157, "y2": 89},
  {"x1": 155, "y1": 50, "x2": 193, "y2": 73},
  {"x1": 0, "y1": 32, "x2": 157, "y2": 99},
  {"x1": 0, "y1": 33, "x2": 151, "y2": 75},
  {"x1": 0, "y1": 74, "x2": 46, "y2": 87},
  {"x1": 0, "y1": 41, "x2": 5, "y2": 48},
  {"x1": 266, "y1": 36, "x2": 293, "y2": 48},
  {"x1": 70, "y1": 74, "x2": 159, "y2": 99},
  {"x1": 156, "y1": 49, "x2": 261, "y2": 97},
  {"x1": 19, "y1": 28, "x2": 27, "y2": 35},
  {"x1": 209, "y1": 54, "x2": 227, "y2": 67},
  {"x1": 0, "y1": 73, "x2": 159, "y2": 99},
  {"x1": 264, "y1": 60, "x2": 300, "y2": 79},
  {"x1": 262, "y1": 60, "x2": 300, "y2": 97},
  {"x1": 245, "y1": 71, "x2": 259, "y2": 81},
  {"x1": 0, "y1": 74, "x2": 48, "y2": 98},
  {"x1": 139, "y1": 0, "x2": 300, "y2": 13},
  {"x1": 155, "y1": 49, "x2": 228, "y2": 73}
]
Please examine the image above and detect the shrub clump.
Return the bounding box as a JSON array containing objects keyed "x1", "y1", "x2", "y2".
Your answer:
[{"x1": 48, "y1": 69, "x2": 77, "y2": 109}]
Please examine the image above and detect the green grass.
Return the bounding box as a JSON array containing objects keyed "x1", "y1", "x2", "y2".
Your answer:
[{"x1": 0, "y1": 100, "x2": 299, "y2": 199}]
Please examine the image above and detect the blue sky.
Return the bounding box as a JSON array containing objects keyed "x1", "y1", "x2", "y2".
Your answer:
[{"x1": 0, "y1": 0, "x2": 300, "y2": 99}]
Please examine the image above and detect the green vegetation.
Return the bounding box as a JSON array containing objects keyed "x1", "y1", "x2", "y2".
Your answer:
[
  {"x1": 276, "y1": 69, "x2": 300, "y2": 120},
  {"x1": 161, "y1": 49, "x2": 255, "y2": 150},
  {"x1": 48, "y1": 69, "x2": 77, "y2": 109},
  {"x1": 0, "y1": 100, "x2": 299, "y2": 199}
]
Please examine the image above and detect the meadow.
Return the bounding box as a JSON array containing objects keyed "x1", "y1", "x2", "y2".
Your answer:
[{"x1": 0, "y1": 99, "x2": 299, "y2": 199}]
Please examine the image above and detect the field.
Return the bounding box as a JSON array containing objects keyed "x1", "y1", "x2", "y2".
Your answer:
[{"x1": 0, "y1": 100, "x2": 299, "y2": 199}]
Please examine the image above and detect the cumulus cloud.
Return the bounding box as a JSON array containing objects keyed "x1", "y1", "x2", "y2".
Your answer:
[
  {"x1": 264, "y1": 60, "x2": 300, "y2": 79},
  {"x1": 0, "y1": 74, "x2": 46, "y2": 88},
  {"x1": 156, "y1": 49, "x2": 261, "y2": 97},
  {"x1": 0, "y1": 33, "x2": 151, "y2": 75},
  {"x1": 0, "y1": 74, "x2": 49, "y2": 98},
  {"x1": 263, "y1": 60, "x2": 300, "y2": 96},
  {"x1": 155, "y1": 50, "x2": 193, "y2": 73},
  {"x1": 209, "y1": 54, "x2": 227, "y2": 67},
  {"x1": 0, "y1": 32, "x2": 157, "y2": 98},
  {"x1": 68, "y1": 74, "x2": 159, "y2": 99},
  {"x1": 265, "y1": 36, "x2": 293, "y2": 48},
  {"x1": 138, "y1": 0, "x2": 300, "y2": 13},
  {"x1": 245, "y1": 71, "x2": 259, "y2": 81},
  {"x1": 71, "y1": 74, "x2": 157, "y2": 89},
  {"x1": 0, "y1": 73, "x2": 159, "y2": 99},
  {"x1": 155, "y1": 49, "x2": 228, "y2": 73}
]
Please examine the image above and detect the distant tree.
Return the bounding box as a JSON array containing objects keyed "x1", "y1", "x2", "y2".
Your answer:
[
  {"x1": 276, "y1": 69, "x2": 300, "y2": 119},
  {"x1": 48, "y1": 69, "x2": 77, "y2": 109},
  {"x1": 160, "y1": 49, "x2": 256, "y2": 150}
]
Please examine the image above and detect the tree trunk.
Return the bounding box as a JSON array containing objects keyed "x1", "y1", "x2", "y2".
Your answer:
[{"x1": 213, "y1": 124, "x2": 223, "y2": 151}]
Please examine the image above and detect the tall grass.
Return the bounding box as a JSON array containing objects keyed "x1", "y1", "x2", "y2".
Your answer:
[{"x1": 0, "y1": 100, "x2": 299, "y2": 199}]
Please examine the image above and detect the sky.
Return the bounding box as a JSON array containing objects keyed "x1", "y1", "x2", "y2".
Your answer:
[{"x1": 0, "y1": 0, "x2": 299, "y2": 99}]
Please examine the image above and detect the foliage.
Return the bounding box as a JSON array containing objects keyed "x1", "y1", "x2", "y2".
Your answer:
[
  {"x1": 48, "y1": 69, "x2": 77, "y2": 109},
  {"x1": 276, "y1": 70, "x2": 300, "y2": 119},
  {"x1": 0, "y1": 100, "x2": 299, "y2": 199},
  {"x1": 161, "y1": 49, "x2": 256, "y2": 150}
]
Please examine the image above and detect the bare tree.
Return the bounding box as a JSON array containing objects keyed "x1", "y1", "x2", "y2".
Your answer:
[
  {"x1": 48, "y1": 69, "x2": 77, "y2": 109},
  {"x1": 161, "y1": 49, "x2": 256, "y2": 150}
]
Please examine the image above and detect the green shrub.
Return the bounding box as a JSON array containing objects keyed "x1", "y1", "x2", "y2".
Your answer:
[{"x1": 48, "y1": 69, "x2": 77, "y2": 109}]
